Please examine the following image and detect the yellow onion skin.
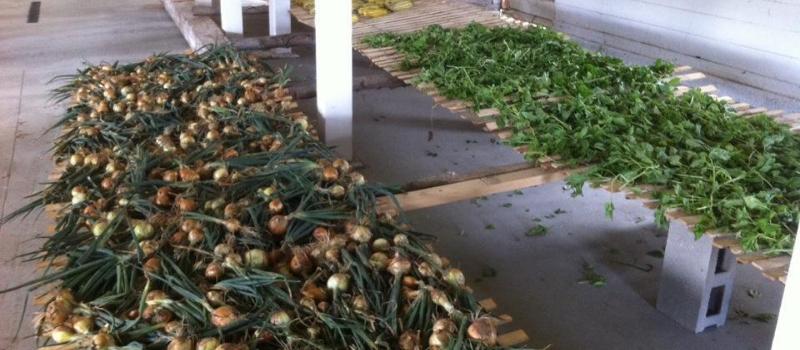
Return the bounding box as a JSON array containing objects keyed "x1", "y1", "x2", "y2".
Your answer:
[
  {"x1": 467, "y1": 317, "x2": 498, "y2": 346},
  {"x1": 196, "y1": 338, "x2": 220, "y2": 350},
  {"x1": 211, "y1": 305, "x2": 239, "y2": 328}
]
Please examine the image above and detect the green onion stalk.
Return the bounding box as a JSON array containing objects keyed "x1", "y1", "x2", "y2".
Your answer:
[{"x1": 1, "y1": 46, "x2": 524, "y2": 350}]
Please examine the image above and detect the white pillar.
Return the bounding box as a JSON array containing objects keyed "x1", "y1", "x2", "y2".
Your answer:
[
  {"x1": 772, "y1": 231, "x2": 800, "y2": 350},
  {"x1": 269, "y1": 0, "x2": 291, "y2": 36},
  {"x1": 315, "y1": 0, "x2": 353, "y2": 159},
  {"x1": 220, "y1": 0, "x2": 244, "y2": 35}
]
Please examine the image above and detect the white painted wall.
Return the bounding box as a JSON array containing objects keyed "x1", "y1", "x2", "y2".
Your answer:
[{"x1": 510, "y1": 0, "x2": 800, "y2": 99}]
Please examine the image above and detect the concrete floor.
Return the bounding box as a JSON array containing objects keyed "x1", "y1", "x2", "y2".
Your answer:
[
  {"x1": 0, "y1": 1, "x2": 795, "y2": 349},
  {"x1": 279, "y1": 15, "x2": 794, "y2": 350},
  {"x1": 0, "y1": 0, "x2": 187, "y2": 348}
]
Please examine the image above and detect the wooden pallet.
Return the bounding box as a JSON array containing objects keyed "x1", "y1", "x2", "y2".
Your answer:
[{"x1": 290, "y1": 0, "x2": 793, "y2": 284}]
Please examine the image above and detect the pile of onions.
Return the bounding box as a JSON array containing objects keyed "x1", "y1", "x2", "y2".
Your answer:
[{"x1": 0, "y1": 47, "x2": 516, "y2": 350}]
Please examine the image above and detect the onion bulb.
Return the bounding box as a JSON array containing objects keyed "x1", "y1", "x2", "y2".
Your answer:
[
  {"x1": 268, "y1": 215, "x2": 289, "y2": 236},
  {"x1": 133, "y1": 220, "x2": 155, "y2": 240},
  {"x1": 162, "y1": 170, "x2": 178, "y2": 182},
  {"x1": 332, "y1": 159, "x2": 351, "y2": 173},
  {"x1": 205, "y1": 262, "x2": 224, "y2": 280},
  {"x1": 213, "y1": 244, "x2": 232, "y2": 257},
  {"x1": 72, "y1": 316, "x2": 93, "y2": 334},
  {"x1": 267, "y1": 199, "x2": 284, "y2": 214},
  {"x1": 393, "y1": 234, "x2": 409, "y2": 247},
  {"x1": 196, "y1": 338, "x2": 220, "y2": 350},
  {"x1": 93, "y1": 332, "x2": 115, "y2": 348},
  {"x1": 69, "y1": 154, "x2": 84, "y2": 167},
  {"x1": 50, "y1": 326, "x2": 76, "y2": 344},
  {"x1": 206, "y1": 290, "x2": 225, "y2": 306},
  {"x1": 322, "y1": 166, "x2": 339, "y2": 182},
  {"x1": 167, "y1": 337, "x2": 193, "y2": 350},
  {"x1": 417, "y1": 262, "x2": 434, "y2": 277},
  {"x1": 289, "y1": 250, "x2": 312, "y2": 274},
  {"x1": 387, "y1": 254, "x2": 412, "y2": 276},
  {"x1": 369, "y1": 252, "x2": 389, "y2": 270},
  {"x1": 350, "y1": 172, "x2": 366, "y2": 186},
  {"x1": 223, "y1": 218, "x2": 241, "y2": 233},
  {"x1": 179, "y1": 167, "x2": 200, "y2": 182},
  {"x1": 244, "y1": 249, "x2": 268, "y2": 268},
  {"x1": 352, "y1": 294, "x2": 369, "y2": 312},
  {"x1": 176, "y1": 197, "x2": 198, "y2": 212},
  {"x1": 213, "y1": 167, "x2": 229, "y2": 181},
  {"x1": 467, "y1": 317, "x2": 497, "y2": 346},
  {"x1": 444, "y1": 268, "x2": 466, "y2": 288},
  {"x1": 301, "y1": 282, "x2": 327, "y2": 301},
  {"x1": 269, "y1": 310, "x2": 291, "y2": 327},
  {"x1": 139, "y1": 240, "x2": 159, "y2": 257},
  {"x1": 348, "y1": 224, "x2": 372, "y2": 243},
  {"x1": 329, "y1": 184, "x2": 346, "y2": 198},
  {"x1": 71, "y1": 186, "x2": 88, "y2": 205},
  {"x1": 188, "y1": 228, "x2": 204, "y2": 245},
  {"x1": 430, "y1": 288, "x2": 455, "y2": 314},
  {"x1": 312, "y1": 227, "x2": 330, "y2": 241},
  {"x1": 144, "y1": 257, "x2": 161, "y2": 273},
  {"x1": 180, "y1": 219, "x2": 199, "y2": 233},
  {"x1": 372, "y1": 238, "x2": 390, "y2": 252},
  {"x1": 429, "y1": 331, "x2": 451, "y2": 347},
  {"x1": 326, "y1": 273, "x2": 350, "y2": 292},
  {"x1": 433, "y1": 318, "x2": 457, "y2": 334},
  {"x1": 92, "y1": 220, "x2": 110, "y2": 237},
  {"x1": 398, "y1": 331, "x2": 420, "y2": 350},
  {"x1": 46, "y1": 299, "x2": 72, "y2": 325},
  {"x1": 211, "y1": 305, "x2": 239, "y2": 328}
]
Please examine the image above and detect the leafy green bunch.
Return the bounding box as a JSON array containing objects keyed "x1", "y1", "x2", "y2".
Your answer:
[{"x1": 365, "y1": 24, "x2": 800, "y2": 253}]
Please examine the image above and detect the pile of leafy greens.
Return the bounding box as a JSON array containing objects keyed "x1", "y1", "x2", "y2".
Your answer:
[{"x1": 364, "y1": 24, "x2": 800, "y2": 253}]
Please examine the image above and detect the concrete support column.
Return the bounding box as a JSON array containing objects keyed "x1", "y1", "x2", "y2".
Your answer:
[
  {"x1": 656, "y1": 220, "x2": 737, "y2": 333},
  {"x1": 220, "y1": 0, "x2": 244, "y2": 34},
  {"x1": 269, "y1": 0, "x2": 291, "y2": 36},
  {"x1": 772, "y1": 228, "x2": 799, "y2": 349},
  {"x1": 315, "y1": 0, "x2": 353, "y2": 159}
]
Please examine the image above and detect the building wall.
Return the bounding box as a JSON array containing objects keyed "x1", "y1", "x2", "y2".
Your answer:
[{"x1": 509, "y1": 0, "x2": 800, "y2": 99}]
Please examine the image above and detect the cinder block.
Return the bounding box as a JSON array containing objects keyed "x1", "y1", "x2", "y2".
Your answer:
[{"x1": 656, "y1": 220, "x2": 736, "y2": 333}]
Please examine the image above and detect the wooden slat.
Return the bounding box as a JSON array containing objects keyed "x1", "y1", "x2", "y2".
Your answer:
[
  {"x1": 478, "y1": 298, "x2": 497, "y2": 311},
  {"x1": 729, "y1": 102, "x2": 751, "y2": 111},
  {"x1": 672, "y1": 65, "x2": 693, "y2": 73},
  {"x1": 674, "y1": 72, "x2": 705, "y2": 82},
  {"x1": 738, "y1": 107, "x2": 769, "y2": 116},
  {"x1": 497, "y1": 330, "x2": 530, "y2": 347},
  {"x1": 492, "y1": 314, "x2": 513, "y2": 326},
  {"x1": 752, "y1": 256, "x2": 791, "y2": 272},
  {"x1": 378, "y1": 166, "x2": 581, "y2": 213}
]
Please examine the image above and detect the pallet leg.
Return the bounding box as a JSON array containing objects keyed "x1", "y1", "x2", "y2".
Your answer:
[
  {"x1": 314, "y1": 0, "x2": 353, "y2": 159},
  {"x1": 772, "y1": 227, "x2": 799, "y2": 349},
  {"x1": 269, "y1": 0, "x2": 291, "y2": 36},
  {"x1": 220, "y1": 0, "x2": 243, "y2": 34},
  {"x1": 656, "y1": 220, "x2": 736, "y2": 333}
]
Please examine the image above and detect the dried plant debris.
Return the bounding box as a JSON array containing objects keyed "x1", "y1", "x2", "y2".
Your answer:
[
  {"x1": 578, "y1": 262, "x2": 607, "y2": 288},
  {"x1": 525, "y1": 225, "x2": 548, "y2": 237},
  {"x1": 730, "y1": 308, "x2": 775, "y2": 324},
  {"x1": 365, "y1": 24, "x2": 800, "y2": 253}
]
